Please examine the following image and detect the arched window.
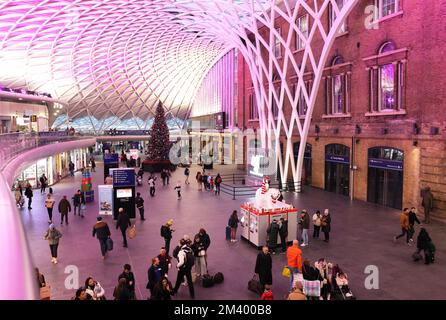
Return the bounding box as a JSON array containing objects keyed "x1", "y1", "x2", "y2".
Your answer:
[{"x1": 368, "y1": 41, "x2": 405, "y2": 113}]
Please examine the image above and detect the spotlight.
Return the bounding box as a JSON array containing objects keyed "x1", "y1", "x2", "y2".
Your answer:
[
  {"x1": 334, "y1": 128, "x2": 339, "y2": 134},
  {"x1": 355, "y1": 124, "x2": 361, "y2": 135},
  {"x1": 315, "y1": 136, "x2": 320, "y2": 142},
  {"x1": 315, "y1": 124, "x2": 320, "y2": 134},
  {"x1": 413, "y1": 140, "x2": 418, "y2": 147},
  {"x1": 382, "y1": 128, "x2": 388, "y2": 135},
  {"x1": 413, "y1": 123, "x2": 420, "y2": 135},
  {"x1": 355, "y1": 139, "x2": 360, "y2": 144}
]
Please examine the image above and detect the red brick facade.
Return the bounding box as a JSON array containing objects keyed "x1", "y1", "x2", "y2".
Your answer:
[{"x1": 237, "y1": 0, "x2": 446, "y2": 219}]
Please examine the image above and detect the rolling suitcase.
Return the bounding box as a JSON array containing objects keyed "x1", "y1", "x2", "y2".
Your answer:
[
  {"x1": 202, "y1": 275, "x2": 215, "y2": 288},
  {"x1": 226, "y1": 226, "x2": 231, "y2": 240}
]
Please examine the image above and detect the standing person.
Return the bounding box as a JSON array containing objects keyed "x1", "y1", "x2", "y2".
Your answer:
[
  {"x1": 173, "y1": 239, "x2": 195, "y2": 299},
  {"x1": 161, "y1": 170, "x2": 167, "y2": 186},
  {"x1": 394, "y1": 208, "x2": 410, "y2": 245},
  {"x1": 286, "y1": 240, "x2": 303, "y2": 292},
  {"x1": 312, "y1": 210, "x2": 322, "y2": 238},
  {"x1": 321, "y1": 209, "x2": 331, "y2": 243},
  {"x1": 421, "y1": 187, "x2": 434, "y2": 224},
  {"x1": 228, "y1": 210, "x2": 240, "y2": 242},
  {"x1": 255, "y1": 246, "x2": 273, "y2": 293},
  {"x1": 266, "y1": 219, "x2": 280, "y2": 254},
  {"x1": 44, "y1": 194, "x2": 55, "y2": 224},
  {"x1": 191, "y1": 234, "x2": 207, "y2": 278},
  {"x1": 184, "y1": 167, "x2": 190, "y2": 184},
  {"x1": 92, "y1": 217, "x2": 111, "y2": 260},
  {"x1": 147, "y1": 257, "x2": 162, "y2": 298},
  {"x1": 174, "y1": 182, "x2": 181, "y2": 200},
  {"x1": 113, "y1": 278, "x2": 131, "y2": 300},
  {"x1": 202, "y1": 172, "x2": 208, "y2": 190},
  {"x1": 278, "y1": 217, "x2": 288, "y2": 253},
  {"x1": 196, "y1": 172, "x2": 202, "y2": 191},
  {"x1": 58, "y1": 195, "x2": 71, "y2": 225},
  {"x1": 25, "y1": 184, "x2": 33, "y2": 210},
  {"x1": 90, "y1": 157, "x2": 96, "y2": 172},
  {"x1": 152, "y1": 277, "x2": 174, "y2": 300},
  {"x1": 135, "y1": 192, "x2": 145, "y2": 221},
  {"x1": 160, "y1": 220, "x2": 174, "y2": 254},
  {"x1": 408, "y1": 207, "x2": 421, "y2": 243},
  {"x1": 299, "y1": 210, "x2": 310, "y2": 247},
  {"x1": 116, "y1": 208, "x2": 131, "y2": 248},
  {"x1": 165, "y1": 169, "x2": 171, "y2": 185},
  {"x1": 148, "y1": 175, "x2": 156, "y2": 197},
  {"x1": 157, "y1": 247, "x2": 172, "y2": 277},
  {"x1": 73, "y1": 190, "x2": 85, "y2": 217},
  {"x1": 69, "y1": 161, "x2": 75, "y2": 176},
  {"x1": 44, "y1": 224, "x2": 62, "y2": 264},
  {"x1": 214, "y1": 174, "x2": 222, "y2": 195},
  {"x1": 196, "y1": 228, "x2": 211, "y2": 267},
  {"x1": 39, "y1": 174, "x2": 48, "y2": 194},
  {"x1": 118, "y1": 264, "x2": 136, "y2": 299}
]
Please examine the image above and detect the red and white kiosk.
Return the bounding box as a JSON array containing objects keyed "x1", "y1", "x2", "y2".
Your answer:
[{"x1": 240, "y1": 177, "x2": 298, "y2": 248}]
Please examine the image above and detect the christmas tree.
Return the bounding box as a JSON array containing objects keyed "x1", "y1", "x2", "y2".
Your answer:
[{"x1": 147, "y1": 101, "x2": 171, "y2": 161}]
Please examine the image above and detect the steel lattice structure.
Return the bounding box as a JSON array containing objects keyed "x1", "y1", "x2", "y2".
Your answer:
[{"x1": 0, "y1": 0, "x2": 359, "y2": 187}]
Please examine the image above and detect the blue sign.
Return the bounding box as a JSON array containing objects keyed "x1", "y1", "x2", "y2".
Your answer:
[
  {"x1": 104, "y1": 153, "x2": 119, "y2": 164},
  {"x1": 113, "y1": 169, "x2": 135, "y2": 187},
  {"x1": 326, "y1": 154, "x2": 350, "y2": 164},
  {"x1": 368, "y1": 158, "x2": 403, "y2": 171}
]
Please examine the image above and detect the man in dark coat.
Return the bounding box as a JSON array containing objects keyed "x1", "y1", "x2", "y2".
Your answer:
[
  {"x1": 135, "y1": 192, "x2": 145, "y2": 221},
  {"x1": 157, "y1": 247, "x2": 172, "y2": 276},
  {"x1": 146, "y1": 257, "x2": 162, "y2": 298},
  {"x1": 116, "y1": 208, "x2": 131, "y2": 247},
  {"x1": 72, "y1": 190, "x2": 85, "y2": 217},
  {"x1": 278, "y1": 218, "x2": 288, "y2": 253},
  {"x1": 24, "y1": 184, "x2": 33, "y2": 210},
  {"x1": 321, "y1": 209, "x2": 332, "y2": 243},
  {"x1": 266, "y1": 219, "x2": 280, "y2": 254},
  {"x1": 408, "y1": 207, "x2": 421, "y2": 243},
  {"x1": 58, "y1": 195, "x2": 71, "y2": 225},
  {"x1": 92, "y1": 217, "x2": 111, "y2": 259},
  {"x1": 255, "y1": 246, "x2": 272, "y2": 292},
  {"x1": 161, "y1": 220, "x2": 174, "y2": 254},
  {"x1": 118, "y1": 264, "x2": 136, "y2": 299},
  {"x1": 421, "y1": 187, "x2": 434, "y2": 224}
]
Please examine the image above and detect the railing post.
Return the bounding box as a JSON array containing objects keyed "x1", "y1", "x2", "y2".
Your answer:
[
  {"x1": 233, "y1": 173, "x2": 235, "y2": 184},
  {"x1": 233, "y1": 186, "x2": 236, "y2": 200}
]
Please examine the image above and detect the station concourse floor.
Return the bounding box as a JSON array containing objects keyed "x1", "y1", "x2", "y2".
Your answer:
[{"x1": 20, "y1": 162, "x2": 446, "y2": 300}]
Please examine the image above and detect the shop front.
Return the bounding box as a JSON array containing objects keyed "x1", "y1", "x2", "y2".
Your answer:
[
  {"x1": 325, "y1": 144, "x2": 350, "y2": 196},
  {"x1": 367, "y1": 147, "x2": 404, "y2": 210}
]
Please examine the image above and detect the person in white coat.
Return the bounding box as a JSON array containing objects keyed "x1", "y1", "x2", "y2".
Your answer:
[
  {"x1": 84, "y1": 277, "x2": 105, "y2": 300},
  {"x1": 312, "y1": 210, "x2": 322, "y2": 239}
]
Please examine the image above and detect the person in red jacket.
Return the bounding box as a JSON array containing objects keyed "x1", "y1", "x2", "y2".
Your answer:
[
  {"x1": 260, "y1": 285, "x2": 274, "y2": 300},
  {"x1": 286, "y1": 240, "x2": 303, "y2": 292}
]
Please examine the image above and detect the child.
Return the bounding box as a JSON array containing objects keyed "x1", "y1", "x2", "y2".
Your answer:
[
  {"x1": 260, "y1": 285, "x2": 273, "y2": 300},
  {"x1": 174, "y1": 182, "x2": 181, "y2": 200}
]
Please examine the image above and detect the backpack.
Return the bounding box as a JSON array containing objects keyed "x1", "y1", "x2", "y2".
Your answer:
[
  {"x1": 172, "y1": 245, "x2": 181, "y2": 260},
  {"x1": 160, "y1": 226, "x2": 167, "y2": 238},
  {"x1": 216, "y1": 177, "x2": 222, "y2": 184},
  {"x1": 184, "y1": 248, "x2": 195, "y2": 269}
]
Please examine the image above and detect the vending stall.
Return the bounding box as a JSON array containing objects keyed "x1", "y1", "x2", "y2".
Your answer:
[{"x1": 240, "y1": 177, "x2": 298, "y2": 248}]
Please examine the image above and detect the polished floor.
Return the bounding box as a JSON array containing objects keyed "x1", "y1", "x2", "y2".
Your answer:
[{"x1": 20, "y1": 162, "x2": 446, "y2": 300}]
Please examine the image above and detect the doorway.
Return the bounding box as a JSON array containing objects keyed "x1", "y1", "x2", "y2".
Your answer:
[{"x1": 325, "y1": 144, "x2": 350, "y2": 196}]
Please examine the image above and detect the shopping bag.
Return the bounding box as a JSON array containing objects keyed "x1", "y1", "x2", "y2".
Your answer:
[
  {"x1": 282, "y1": 266, "x2": 291, "y2": 278},
  {"x1": 248, "y1": 274, "x2": 263, "y2": 295},
  {"x1": 106, "y1": 237, "x2": 114, "y2": 251},
  {"x1": 40, "y1": 285, "x2": 51, "y2": 300},
  {"x1": 127, "y1": 225, "x2": 137, "y2": 239}
]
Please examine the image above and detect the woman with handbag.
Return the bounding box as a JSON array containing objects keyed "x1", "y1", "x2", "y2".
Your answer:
[{"x1": 192, "y1": 234, "x2": 208, "y2": 278}]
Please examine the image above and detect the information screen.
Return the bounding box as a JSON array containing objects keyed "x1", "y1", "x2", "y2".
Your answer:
[{"x1": 116, "y1": 188, "x2": 132, "y2": 198}]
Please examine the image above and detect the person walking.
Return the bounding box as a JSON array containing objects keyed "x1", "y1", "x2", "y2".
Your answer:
[
  {"x1": 214, "y1": 174, "x2": 222, "y2": 195},
  {"x1": 161, "y1": 170, "x2": 167, "y2": 186},
  {"x1": 39, "y1": 174, "x2": 48, "y2": 194},
  {"x1": 148, "y1": 175, "x2": 156, "y2": 197},
  {"x1": 196, "y1": 172, "x2": 202, "y2": 191},
  {"x1": 44, "y1": 193, "x2": 55, "y2": 224},
  {"x1": 152, "y1": 277, "x2": 174, "y2": 300},
  {"x1": 165, "y1": 169, "x2": 171, "y2": 185},
  {"x1": 92, "y1": 217, "x2": 111, "y2": 260},
  {"x1": 299, "y1": 210, "x2": 310, "y2": 247},
  {"x1": 73, "y1": 190, "x2": 85, "y2": 217},
  {"x1": 255, "y1": 246, "x2": 272, "y2": 293},
  {"x1": 184, "y1": 167, "x2": 190, "y2": 185},
  {"x1": 44, "y1": 223, "x2": 62, "y2": 264},
  {"x1": 160, "y1": 219, "x2": 174, "y2": 254},
  {"x1": 408, "y1": 207, "x2": 421, "y2": 243},
  {"x1": 266, "y1": 219, "x2": 280, "y2": 254},
  {"x1": 321, "y1": 209, "x2": 331, "y2": 243},
  {"x1": 135, "y1": 192, "x2": 145, "y2": 221},
  {"x1": 421, "y1": 187, "x2": 434, "y2": 224},
  {"x1": 174, "y1": 182, "x2": 182, "y2": 200},
  {"x1": 228, "y1": 210, "x2": 239, "y2": 242},
  {"x1": 69, "y1": 161, "x2": 75, "y2": 176},
  {"x1": 286, "y1": 240, "x2": 303, "y2": 292},
  {"x1": 394, "y1": 208, "x2": 410, "y2": 245},
  {"x1": 312, "y1": 210, "x2": 322, "y2": 238},
  {"x1": 158, "y1": 247, "x2": 172, "y2": 277},
  {"x1": 118, "y1": 264, "x2": 136, "y2": 299},
  {"x1": 173, "y1": 239, "x2": 195, "y2": 299},
  {"x1": 25, "y1": 184, "x2": 33, "y2": 210},
  {"x1": 278, "y1": 217, "x2": 288, "y2": 253},
  {"x1": 116, "y1": 208, "x2": 131, "y2": 248},
  {"x1": 58, "y1": 195, "x2": 71, "y2": 225},
  {"x1": 147, "y1": 257, "x2": 162, "y2": 298}
]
